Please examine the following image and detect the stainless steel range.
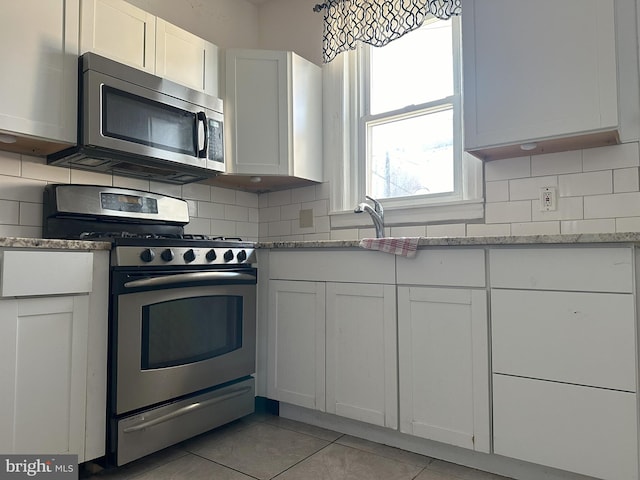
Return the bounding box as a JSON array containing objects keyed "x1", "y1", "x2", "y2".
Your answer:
[{"x1": 43, "y1": 184, "x2": 257, "y2": 466}]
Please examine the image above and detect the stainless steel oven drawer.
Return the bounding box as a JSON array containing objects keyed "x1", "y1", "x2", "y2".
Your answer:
[{"x1": 115, "y1": 377, "x2": 255, "y2": 466}]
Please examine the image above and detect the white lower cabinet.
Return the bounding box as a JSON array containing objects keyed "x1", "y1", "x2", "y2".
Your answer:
[
  {"x1": 0, "y1": 249, "x2": 108, "y2": 463},
  {"x1": 326, "y1": 282, "x2": 397, "y2": 429},
  {"x1": 397, "y1": 287, "x2": 489, "y2": 452},
  {"x1": 267, "y1": 280, "x2": 325, "y2": 411},
  {"x1": 0, "y1": 296, "x2": 88, "y2": 456}
]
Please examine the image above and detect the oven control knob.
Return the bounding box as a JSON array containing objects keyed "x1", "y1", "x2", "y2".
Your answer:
[
  {"x1": 237, "y1": 249, "x2": 247, "y2": 262},
  {"x1": 140, "y1": 248, "x2": 155, "y2": 263},
  {"x1": 160, "y1": 249, "x2": 174, "y2": 262},
  {"x1": 183, "y1": 249, "x2": 196, "y2": 263},
  {"x1": 223, "y1": 249, "x2": 234, "y2": 262},
  {"x1": 205, "y1": 249, "x2": 217, "y2": 262}
]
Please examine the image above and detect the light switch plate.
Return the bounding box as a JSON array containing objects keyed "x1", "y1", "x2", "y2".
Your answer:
[{"x1": 299, "y1": 208, "x2": 314, "y2": 228}]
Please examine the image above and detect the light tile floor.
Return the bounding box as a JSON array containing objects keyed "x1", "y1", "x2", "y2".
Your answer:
[{"x1": 80, "y1": 413, "x2": 513, "y2": 480}]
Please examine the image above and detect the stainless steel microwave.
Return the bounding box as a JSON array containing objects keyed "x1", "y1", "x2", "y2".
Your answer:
[{"x1": 48, "y1": 53, "x2": 225, "y2": 184}]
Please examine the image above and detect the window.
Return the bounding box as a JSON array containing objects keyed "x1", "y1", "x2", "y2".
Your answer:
[
  {"x1": 363, "y1": 18, "x2": 460, "y2": 203},
  {"x1": 327, "y1": 14, "x2": 483, "y2": 226}
]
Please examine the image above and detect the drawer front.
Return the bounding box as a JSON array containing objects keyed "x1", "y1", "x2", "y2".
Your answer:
[
  {"x1": 2, "y1": 251, "x2": 94, "y2": 297},
  {"x1": 492, "y1": 289, "x2": 636, "y2": 391},
  {"x1": 396, "y1": 248, "x2": 485, "y2": 287},
  {"x1": 269, "y1": 250, "x2": 395, "y2": 284},
  {"x1": 489, "y1": 247, "x2": 632, "y2": 292},
  {"x1": 493, "y1": 374, "x2": 638, "y2": 480}
]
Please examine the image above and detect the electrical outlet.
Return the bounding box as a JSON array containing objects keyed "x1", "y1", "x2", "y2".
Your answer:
[{"x1": 539, "y1": 187, "x2": 557, "y2": 212}]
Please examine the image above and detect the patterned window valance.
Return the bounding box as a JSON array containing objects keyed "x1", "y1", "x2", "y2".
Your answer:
[{"x1": 313, "y1": 0, "x2": 462, "y2": 63}]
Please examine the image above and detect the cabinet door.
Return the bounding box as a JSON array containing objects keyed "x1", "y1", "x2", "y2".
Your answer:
[
  {"x1": 80, "y1": 0, "x2": 156, "y2": 73},
  {"x1": 267, "y1": 280, "x2": 326, "y2": 411},
  {"x1": 398, "y1": 287, "x2": 489, "y2": 452},
  {"x1": 226, "y1": 49, "x2": 289, "y2": 176},
  {"x1": 0, "y1": 0, "x2": 78, "y2": 145},
  {"x1": 462, "y1": 0, "x2": 618, "y2": 158},
  {"x1": 155, "y1": 19, "x2": 218, "y2": 96},
  {"x1": 0, "y1": 296, "x2": 89, "y2": 460},
  {"x1": 326, "y1": 283, "x2": 397, "y2": 428}
]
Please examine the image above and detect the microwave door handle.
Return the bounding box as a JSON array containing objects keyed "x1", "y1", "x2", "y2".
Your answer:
[
  {"x1": 124, "y1": 271, "x2": 256, "y2": 289},
  {"x1": 196, "y1": 112, "x2": 208, "y2": 158}
]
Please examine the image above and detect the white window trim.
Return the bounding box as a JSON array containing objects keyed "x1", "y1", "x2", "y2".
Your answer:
[{"x1": 323, "y1": 16, "x2": 484, "y2": 230}]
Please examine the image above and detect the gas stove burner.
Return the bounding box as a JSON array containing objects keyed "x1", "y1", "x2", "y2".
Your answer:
[{"x1": 183, "y1": 234, "x2": 243, "y2": 241}]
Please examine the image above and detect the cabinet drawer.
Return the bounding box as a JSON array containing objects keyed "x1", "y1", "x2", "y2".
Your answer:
[
  {"x1": 396, "y1": 248, "x2": 485, "y2": 287},
  {"x1": 492, "y1": 289, "x2": 636, "y2": 391},
  {"x1": 489, "y1": 247, "x2": 632, "y2": 292},
  {"x1": 1, "y1": 251, "x2": 94, "y2": 297},
  {"x1": 493, "y1": 374, "x2": 638, "y2": 480}
]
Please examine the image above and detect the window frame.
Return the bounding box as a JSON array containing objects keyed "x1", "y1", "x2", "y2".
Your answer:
[{"x1": 325, "y1": 14, "x2": 484, "y2": 229}]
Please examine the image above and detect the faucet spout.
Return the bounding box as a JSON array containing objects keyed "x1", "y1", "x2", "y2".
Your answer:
[{"x1": 354, "y1": 198, "x2": 385, "y2": 238}]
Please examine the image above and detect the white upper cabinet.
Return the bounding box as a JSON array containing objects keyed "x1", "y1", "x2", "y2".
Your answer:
[
  {"x1": 225, "y1": 49, "x2": 322, "y2": 181},
  {"x1": 80, "y1": 0, "x2": 156, "y2": 73},
  {"x1": 462, "y1": 0, "x2": 625, "y2": 161},
  {"x1": 80, "y1": 0, "x2": 218, "y2": 95},
  {"x1": 155, "y1": 19, "x2": 218, "y2": 96},
  {"x1": 0, "y1": 0, "x2": 79, "y2": 154}
]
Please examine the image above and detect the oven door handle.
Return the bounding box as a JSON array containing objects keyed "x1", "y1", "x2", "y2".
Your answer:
[
  {"x1": 122, "y1": 386, "x2": 252, "y2": 433},
  {"x1": 124, "y1": 271, "x2": 256, "y2": 288}
]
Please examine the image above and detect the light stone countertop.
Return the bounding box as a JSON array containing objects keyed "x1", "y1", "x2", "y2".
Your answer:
[
  {"x1": 258, "y1": 232, "x2": 640, "y2": 249},
  {"x1": 0, "y1": 237, "x2": 112, "y2": 250}
]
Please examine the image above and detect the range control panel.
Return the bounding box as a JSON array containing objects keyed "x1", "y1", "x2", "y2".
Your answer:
[{"x1": 113, "y1": 246, "x2": 256, "y2": 267}]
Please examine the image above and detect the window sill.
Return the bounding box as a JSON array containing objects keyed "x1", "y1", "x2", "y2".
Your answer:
[{"x1": 329, "y1": 198, "x2": 485, "y2": 230}]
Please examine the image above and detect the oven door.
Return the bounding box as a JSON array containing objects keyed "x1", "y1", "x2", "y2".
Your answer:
[{"x1": 113, "y1": 269, "x2": 256, "y2": 415}]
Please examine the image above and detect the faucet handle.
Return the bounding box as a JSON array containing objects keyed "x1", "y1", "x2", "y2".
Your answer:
[{"x1": 365, "y1": 195, "x2": 384, "y2": 217}]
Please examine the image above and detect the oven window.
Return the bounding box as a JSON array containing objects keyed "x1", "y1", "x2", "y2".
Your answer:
[{"x1": 141, "y1": 295, "x2": 242, "y2": 369}]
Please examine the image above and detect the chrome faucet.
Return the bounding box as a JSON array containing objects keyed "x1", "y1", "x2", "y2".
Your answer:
[{"x1": 354, "y1": 195, "x2": 385, "y2": 238}]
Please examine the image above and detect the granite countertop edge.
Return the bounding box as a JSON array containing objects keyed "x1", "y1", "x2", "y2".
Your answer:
[
  {"x1": 258, "y1": 232, "x2": 640, "y2": 249},
  {"x1": 0, "y1": 237, "x2": 112, "y2": 250}
]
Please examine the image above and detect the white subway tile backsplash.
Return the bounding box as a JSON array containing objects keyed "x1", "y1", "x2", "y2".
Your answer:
[
  {"x1": 466, "y1": 223, "x2": 511, "y2": 236},
  {"x1": 509, "y1": 176, "x2": 557, "y2": 201},
  {"x1": 531, "y1": 150, "x2": 582, "y2": 177},
  {"x1": 268, "y1": 220, "x2": 292, "y2": 237},
  {"x1": 0, "y1": 200, "x2": 20, "y2": 224},
  {"x1": 70, "y1": 169, "x2": 113, "y2": 186},
  {"x1": 315, "y1": 215, "x2": 330, "y2": 233},
  {"x1": 184, "y1": 217, "x2": 210, "y2": 235},
  {"x1": 211, "y1": 186, "x2": 236, "y2": 205},
  {"x1": 485, "y1": 201, "x2": 531, "y2": 224},
  {"x1": 613, "y1": 167, "x2": 640, "y2": 193},
  {"x1": 511, "y1": 221, "x2": 560, "y2": 236},
  {"x1": 616, "y1": 217, "x2": 640, "y2": 232},
  {"x1": 0, "y1": 225, "x2": 41, "y2": 237},
  {"x1": 248, "y1": 208, "x2": 259, "y2": 223},
  {"x1": 583, "y1": 142, "x2": 639, "y2": 172},
  {"x1": 225, "y1": 204, "x2": 249, "y2": 221},
  {"x1": 304, "y1": 232, "x2": 331, "y2": 241},
  {"x1": 0, "y1": 151, "x2": 21, "y2": 176},
  {"x1": 149, "y1": 181, "x2": 181, "y2": 198},
  {"x1": 186, "y1": 200, "x2": 198, "y2": 217},
  {"x1": 426, "y1": 223, "x2": 466, "y2": 237},
  {"x1": 302, "y1": 199, "x2": 329, "y2": 216},
  {"x1": 561, "y1": 219, "x2": 616, "y2": 234},
  {"x1": 182, "y1": 182, "x2": 211, "y2": 201},
  {"x1": 531, "y1": 196, "x2": 583, "y2": 221},
  {"x1": 112, "y1": 175, "x2": 150, "y2": 191},
  {"x1": 291, "y1": 221, "x2": 316, "y2": 235},
  {"x1": 267, "y1": 189, "x2": 292, "y2": 207},
  {"x1": 330, "y1": 228, "x2": 359, "y2": 240},
  {"x1": 389, "y1": 225, "x2": 426, "y2": 237},
  {"x1": 485, "y1": 181, "x2": 509, "y2": 203},
  {"x1": 210, "y1": 219, "x2": 237, "y2": 236},
  {"x1": 19, "y1": 202, "x2": 42, "y2": 226},
  {"x1": 584, "y1": 192, "x2": 640, "y2": 219},
  {"x1": 291, "y1": 185, "x2": 316, "y2": 204},
  {"x1": 258, "y1": 193, "x2": 269, "y2": 208},
  {"x1": 260, "y1": 206, "x2": 281, "y2": 222},
  {"x1": 196, "y1": 201, "x2": 224, "y2": 219},
  {"x1": 280, "y1": 203, "x2": 302, "y2": 221},
  {"x1": 485, "y1": 156, "x2": 531, "y2": 181},
  {"x1": 236, "y1": 221, "x2": 258, "y2": 239},
  {"x1": 558, "y1": 170, "x2": 612, "y2": 197},
  {"x1": 259, "y1": 222, "x2": 269, "y2": 239},
  {"x1": 0, "y1": 175, "x2": 46, "y2": 203},
  {"x1": 21, "y1": 157, "x2": 70, "y2": 183},
  {"x1": 235, "y1": 190, "x2": 258, "y2": 208}
]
